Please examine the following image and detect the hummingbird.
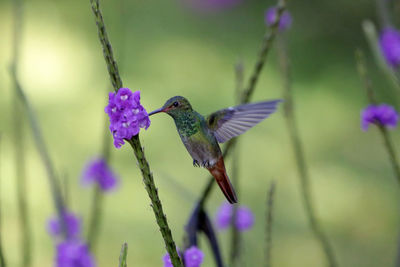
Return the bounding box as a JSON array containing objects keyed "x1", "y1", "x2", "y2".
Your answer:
[{"x1": 149, "y1": 96, "x2": 282, "y2": 204}]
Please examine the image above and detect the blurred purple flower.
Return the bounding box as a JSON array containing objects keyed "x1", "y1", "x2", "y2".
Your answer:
[
  {"x1": 264, "y1": 7, "x2": 292, "y2": 31},
  {"x1": 184, "y1": 246, "x2": 204, "y2": 267},
  {"x1": 105, "y1": 88, "x2": 150, "y2": 148},
  {"x1": 215, "y1": 202, "x2": 232, "y2": 229},
  {"x1": 81, "y1": 157, "x2": 118, "y2": 192},
  {"x1": 379, "y1": 27, "x2": 400, "y2": 68},
  {"x1": 162, "y1": 252, "x2": 173, "y2": 267},
  {"x1": 47, "y1": 212, "x2": 81, "y2": 240},
  {"x1": 56, "y1": 240, "x2": 96, "y2": 267},
  {"x1": 215, "y1": 202, "x2": 254, "y2": 232},
  {"x1": 235, "y1": 206, "x2": 254, "y2": 231},
  {"x1": 163, "y1": 249, "x2": 182, "y2": 267},
  {"x1": 361, "y1": 104, "x2": 399, "y2": 131}
]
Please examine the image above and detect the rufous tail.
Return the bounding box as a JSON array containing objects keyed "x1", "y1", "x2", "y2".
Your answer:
[{"x1": 207, "y1": 157, "x2": 238, "y2": 204}]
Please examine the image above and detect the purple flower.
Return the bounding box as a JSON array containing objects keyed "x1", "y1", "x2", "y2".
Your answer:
[
  {"x1": 361, "y1": 104, "x2": 399, "y2": 131},
  {"x1": 81, "y1": 158, "x2": 118, "y2": 192},
  {"x1": 215, "y1": 202, "x2": 254, "y2": 232},
  {"x1": 215, "y1": 202, "x2": 232, "y2": 229},
  {"x1": 47, "y1": 212, "x2": 81, "y2": 240},
  {"x1": 162, "y1": 249, "x2": 182, "y2": 267},
  {"x1": 162, "y1": 253, "x2": 173, "y2": 267},
  {"x1": 234, "y1": 206, "x2": 254, "y2": 231},
  {"x1": 105, "y1": 89, "x2": 151, "y2": 148},
  {"x1": 184, "y1": 246, "x2": 204, "y2": 267},
  {"x1": 264, "y1": 7, "x2": 292, "y2": 31},
  {"x1": 56, "y1": 240, "x2": 96, "y2": 267},
  {"x1": 379, "y1": 27, "x2": 400, "y2": 68}
]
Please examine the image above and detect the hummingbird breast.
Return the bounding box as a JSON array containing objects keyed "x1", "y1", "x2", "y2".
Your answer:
[{"x1": 174, "y1": 111, "x2": 221, "y2": 168}]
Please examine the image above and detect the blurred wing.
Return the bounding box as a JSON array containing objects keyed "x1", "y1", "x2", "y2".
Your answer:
[{"x1": 206, "y1": 100, "x2": 282, "y2": 143}]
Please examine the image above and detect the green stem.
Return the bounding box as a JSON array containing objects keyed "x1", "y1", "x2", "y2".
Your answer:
[
  {"x1": 278, "y1": 34, "x2": 338, "y2": 267},
  {"x1": 87, "y1": 186, "x2": 103, "y2": 249},
  {"x1": 11, "y1": 0, "x2": 31, "y2": 265},
  {"x1": 199, "y1": 0, "x2": 286, "y2": 208},
  {"x1": 127, "y1": 138, "x2": 182, "y2": 266},
  {"x1": 265, "y1": 181, "x2": 276, "y2": 267},
  {"x1": 356, "y1": 49, "x2": 400, "y2": 185},
  {"x1": 11, "y1": 70, "x2": 67, "y2": 236},
  {"x1": 229, "y1": 61, "x2": 244, "y2": 267},
  {"x1": 378, "y1": 126, "x2": 400, "y2": 184},
  {"x1": 0, "y1": 135, "x2": 6, "y2": 267},
  {"x1": 89, "y1": 0, "x2": 182, "y2": 265},
  {"x1": 87, "y1": 101, "x2": 111, "y2": 250},
  {"x1": 240, "y1": 0, "x2": 286, "y2": 103},
  {"x1": 119, "y1": 243, "x2": 128, "y2": 267}
]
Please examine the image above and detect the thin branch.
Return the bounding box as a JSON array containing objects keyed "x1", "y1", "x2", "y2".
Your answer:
[
  {"x1": 278, "y1": 34, "x2": 338, "y2": 267},
  {"x1": 362, "y1": 20, "x2": 400, "y2": 97},
  {"x1": 198, "y1": 0, "x2": 286, "y2": 208},
  {"x1": 229, "y1": 61, "x2": 244, "y2": 267},
  {"x1": 265, "y1": 181, "x2": 276, "y2": 267},
  {"x1": 356, "y1": 49, "x2": 400, "y2": 185},
  {"x1": 87, "y1": 103, "x2": 112, "y2": 249},
  {"x1": 89, "y1": 0, "x2": 182, "y2": 265},
  {"x1": 119, "y1": 243, "x2": 128, "y2": 267},
  {"x1": 10, "y1": 70, "x2": 67, "y2": 237},
  {"x1": 11, "y1": 0, "x2": 31, "y2": 265},
  {"x1": 0, "y1": 135, "x2": 6, "y2": 267}
]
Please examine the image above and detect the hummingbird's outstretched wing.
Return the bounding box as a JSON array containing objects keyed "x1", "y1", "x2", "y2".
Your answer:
[{"x1": 206, "y1": 100, "x2": 282, "y2": 143}]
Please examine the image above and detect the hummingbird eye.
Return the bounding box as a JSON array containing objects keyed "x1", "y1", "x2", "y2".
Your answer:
[{"x1": 173, "y1": 101, "x2": 179, "y2": 107}]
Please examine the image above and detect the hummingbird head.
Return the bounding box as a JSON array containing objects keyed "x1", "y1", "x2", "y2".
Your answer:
[{"x1": 149, "y1": 96, "x2": 193, "y2": 118}]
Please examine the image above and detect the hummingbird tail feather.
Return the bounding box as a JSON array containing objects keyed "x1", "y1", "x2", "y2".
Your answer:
[{"x1": 208, "y1": 157, "x2": 238, "y2": 204}]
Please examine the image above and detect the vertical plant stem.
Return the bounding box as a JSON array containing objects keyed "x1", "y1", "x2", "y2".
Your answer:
[
  {"x1": 11, "y1": 72, "x2": 67, "y2": 239},
  {"x1": 356, "y1": 49, "x2": 400, "y2": 185},
  {"x1": 0, "y1": 135, "x2": 6, "y2": 267},
  {"x1": 277, "y1": 34, "x2": 338, "y2": 267},
  {"x1": 87, "y1": 185, "x2": 103, "y2": 249},
  {"x1": 89, "y1": 1, "x2": 182, "y2": 265},
  {"x1": 229, "y1": 62, "x2": 244, "y2": 267},
  {"x1": 265, "y1": 181, "x2": 276, "y2": 267},
  {"x1": 362, "y1": 20, "x2": 400, "y2": 103},
  {"x1": 127, "y1": 138, "x2": 182, "y2": 266},
  {"x1": 199, "y1": 0, "x2": 286, "y2": 207},
  {"x1": 87, "y1": 106, "x2": 111, "y2": 249},
  {"x1": 11, "y1": 0, "x2": 31, "y2": 265},
  {"x1": 119, "y1": 242, "x2": 128, "y2": 267}
]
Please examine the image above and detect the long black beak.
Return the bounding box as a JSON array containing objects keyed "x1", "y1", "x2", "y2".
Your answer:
[{"x1": 148, "y1": 107, "x2": 164, "y2": 116}]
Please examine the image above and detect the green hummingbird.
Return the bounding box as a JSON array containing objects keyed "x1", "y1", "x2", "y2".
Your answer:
[{"x1": 149, "y1": 96, "x2": 282, "y2": 204}]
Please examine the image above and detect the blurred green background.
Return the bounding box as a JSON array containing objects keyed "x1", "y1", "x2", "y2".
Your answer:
[{"x1": 1, "y1": 0, "x2": 400, "y2": 266}]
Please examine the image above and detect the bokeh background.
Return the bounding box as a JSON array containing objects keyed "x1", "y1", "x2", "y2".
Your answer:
[{"x1": 1, "y1": 0, "x2": 400, "y2": 266}]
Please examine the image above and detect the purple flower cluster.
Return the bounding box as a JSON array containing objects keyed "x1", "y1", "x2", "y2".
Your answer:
[
  {"x1": 265, "y1": 7, "x2": 292, "y2": 31},
  {"x1": 184, "y1": 246, "x2": 204, "y2": 267},
  {"x1": 48, "y1": 212, "x2": 81, "y2": 240},
  {"x1": 361, "y1": 104, "x2": 399, "y2": 131},
  {"x1": 81, "y1": 157, "x2": 118, "y2": 192},
  {"x1": 215, "y1": 202, "x2": 254, "y2": 232},
  {"x1": 379, "y1": 27, "x2": 400, "y2": 68},
  {"x1": 56, "y1": 241, "x2": 96, "y2": 267},
  {"x1": 163, "y1": 246, "x2": 203, "y2": 267},
  {"x1": 105, "y1": 88, "x2": 150, "y2": 148},
  {"x1": 47, "y1": 211, "x2": 96, "y2": 266}
]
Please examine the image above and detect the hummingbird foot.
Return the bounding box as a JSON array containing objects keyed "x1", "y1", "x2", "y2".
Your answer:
[
  {"x1": 202, "y1": 160, "x2": 211, "y2": 168},
  {"x1": 193, "y1": 160, "x2": 200, "y2": 167}
]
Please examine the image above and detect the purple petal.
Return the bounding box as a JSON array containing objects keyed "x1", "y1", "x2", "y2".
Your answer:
[
  {"x1": 56, "y1": 240, "x2": 96, "y2": 267},
  {"x1": 184, "y1": 246, "x2": 204, "y2": 267},
  {"x1": 379, "y1": 27, "x2": 400, "y2": 68},
  {"x1": 235, "y1": 206, "x2": 254, "y2": 231},
  {"x1": 81, "y1": 158, "x2": 118, "y2": 192}
]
